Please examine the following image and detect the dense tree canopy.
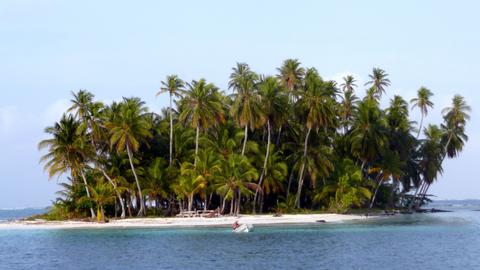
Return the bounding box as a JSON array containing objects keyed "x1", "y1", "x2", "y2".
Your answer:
[{"x1": 39, "y1": 60, "x2": 470, "y2": 220}]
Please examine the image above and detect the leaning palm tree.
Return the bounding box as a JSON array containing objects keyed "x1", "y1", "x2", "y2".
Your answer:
[
  {"x1": 413, "y1": 125, "x2": 444, "y2": 209},
  {"x1": 364, "y1": 68, "x2": 391, "y2": 98},
  {"x1": 277, "y1": 59, "x2": 305, "y2": 94},
  {"x1": 39, "y1": 114, "x2": 96, "y2": 219},
  {"x1": 228, "y1": 63, "x2": 263, "y2": 156},
  {"x1": 420, "y1": 125, "x2": 444, "y2": 182},
  {"x1": 156, "y1": 75, "x2": 185, "y2": 166},
  {"x1": 410, "y1": 87, "x2": 434, "y2": 138},
  {"x1": 68, "y1": 90, "x2": 126, "y2": 218},
  {"x1": 416, "y1": 95, "x2": 470, "y2": 208},
  {"x1": 441, "y1": 95, "x2": 471, "y2": 157},
  {"x1": 178, "y1": 79, "x2": 225, "y2": 166},
  {"x1": 107, "y1": 98, "x2": 152, "y2": 216}
]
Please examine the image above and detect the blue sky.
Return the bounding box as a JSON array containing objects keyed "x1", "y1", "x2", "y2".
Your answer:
[{"x1": 0, "y1": 0, "x2": 478, "y2": 208}]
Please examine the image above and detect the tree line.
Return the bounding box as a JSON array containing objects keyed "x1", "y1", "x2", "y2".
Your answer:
[{"x1": 39, "y1": 59, "x2": 470, "y2": 222}]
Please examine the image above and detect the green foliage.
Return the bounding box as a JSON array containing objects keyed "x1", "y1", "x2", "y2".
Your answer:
[
  {"x1": 315, "y1": 159, "x2": 372, "y2": 213},
  {"x1": 37, "y1": 61, "x2": 470, "y2": 219}
]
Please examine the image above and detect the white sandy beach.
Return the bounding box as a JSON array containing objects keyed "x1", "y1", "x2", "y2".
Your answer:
[{"x1": 0, "y1": 214, "x2": 371, "y2": 230}]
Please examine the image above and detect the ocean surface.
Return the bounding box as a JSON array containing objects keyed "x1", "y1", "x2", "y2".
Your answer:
[{"x1": 1, "y1": 201, "x2": 480, "y2": 270}]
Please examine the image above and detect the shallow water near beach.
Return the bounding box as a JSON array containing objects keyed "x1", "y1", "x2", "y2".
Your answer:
[{"x1": 1, "y1": 201, "x2": 480, "y2": 269}]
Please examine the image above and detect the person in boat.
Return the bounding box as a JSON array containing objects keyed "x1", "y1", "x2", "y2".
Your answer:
[{"x1": 232, "y1": 220, "x2": 240, "y2": 230}]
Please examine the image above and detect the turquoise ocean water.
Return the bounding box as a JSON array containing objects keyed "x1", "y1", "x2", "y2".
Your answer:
[{"x1": 1, "y1": 201, "x2": 479, "y2": 269}]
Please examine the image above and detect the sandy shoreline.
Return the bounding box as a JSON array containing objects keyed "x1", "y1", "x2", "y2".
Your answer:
[{"x1": 0, "y1": 213, "x2": 372, "y2": 230}]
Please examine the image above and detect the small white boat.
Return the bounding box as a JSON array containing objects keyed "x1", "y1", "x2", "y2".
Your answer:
[{"x1": 233, "y1": 224, "x2": 254, "y2": 233}]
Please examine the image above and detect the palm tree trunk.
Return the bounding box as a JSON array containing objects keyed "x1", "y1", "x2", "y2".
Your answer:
[
  {"x1": 415, "y1": 133, "x2": 454, "y2": 209},
  {"x1": 369, "y1": 174, "x2": 384, "y2": 209},
  {"x1": 236, "y1": 189, "x2": 241, "y2": 216},
  {"x1": 79, "y1": 170, "x2": 96, "y2": 219},
  {"x1": 204, "y1": 194, "x2": 208, "y2": 211},
  {"x1": 253, "y1": 120, "x2": 271, "y2": 213},
  {"x1": 409, "y1": 181, "x2": 423, "y2": 210},
  {"x1": 242, "y1": 124, "x2": 248, "y2": 156},
  {"x1": 230, "y1": 197, "x2": 234, "y2": 215},
  {"x1": 259, "y1": 193, "x2": 265, "y2": 214},
  {"x1": 169, "y1": 93, "x2": 174, "y2": 167},
  {"x1": 415, "y1": 181, "x2": 430, "y2": 209},
  {"x1": 126, "y1": 144, "x2": 145, "y2": 217},
  {"x1": 188, "y1": 194, "x2": 194, "y2": 212},
  {"x1": 389, "y1": 181, "x2": 399, "y2": 208},
  {"x1": 101, "y1": 206, "x2": 106, "y2": 223},
  {"x1": 194, "y1": 125, "x2": 200, "y2": 167},
  {"x1": 127, "y1": 195, "x2": 133, "y2": 217},
  {"x1": 419, "y1": 183, "x2": 431, "y2": 207},
  {"x1": 418, "y1": 133, "x2": 454, "y2": 209},
  {"x1": 412, "y1": 180, "x2": 427, "y2": 209},
  {"x1": 417, "y1": 113, "x2": 424, "y2": 138},
  {"x1": 275, "y1": 126, "x2": 282, "y2": 147},
  {"x1": 286, "y1": 166, "x2": 295, "y2": 199},
  {"x1": 100, "y1": 169, "x2": 126, "y2": 219},
  {"x1": 441, "y1": 133, "x2": 454, "y2": 163},
  {"x1": 221, "y1": 196, "x2": 227, "y2": 214},
  {"x1": 295, "y1": 127, "x2": 311, "y2": 208},
  {"x1": 360, "y1": 161, "x2": 366, "y2": 173}
]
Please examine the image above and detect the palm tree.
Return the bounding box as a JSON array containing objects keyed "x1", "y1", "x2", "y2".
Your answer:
[
  {"x1": 339, "y1": 88, "x2": 358, "y2": 133},
  {"x1": 364, "y1": 68, "x2": 391, "y2": 98},
  {"x1": 107, "y1": 98, "x2": 152, "y2": 216},
  {"x1": 350, "y1": 99, "x2": 389, "y2": 172},
  {"x1": 420, "y1": 125, "x2": 444, "y2": 183},
  {"x1": 314, "y1": 159, "x2": 371, "y2": 213},
  {"x1": 179, "y1": 79, "x2": 225, "y2": 167},
  {"x1": 177, "y1": 163, "x2": 207, "y2": 212},
  {"x1": 157, "y1": 75, "x2": 185, "y2": 166},
  {"x1": 253, "y1": 76, "x2": 288, "y2": 212},
  {"x1": 295, "y1": 70, "x2": 336, "y2": 208},
  {"x1": 277, "y1": 59, "x2": 305, "y2": 94},
  {"x1": 258, "y1": 149, "x2": 288, "y2": 197},
  {"x1": 88, "y1": 181, "x2": 116, "y2": 222},
  {"x1": 441, "y1": 95, "x2": 471, "y2": 158},
  {"x1": 180, "y1": 149, "x2": 222, "y2": 211},
  {"x1": 68, "y1": 90, "x2": 127, "y2": 219},
  {"x1": 416, "y1": 95, "x2": 471, "y2": 208},
  {"x1": 215, "y1": 153, "x2": 258, "y2": 215},
  {"x1": 368, "y1": 150, "x2": 403, "y2": 209},
  {"x1": 413, "y1": 125, "x2": 444, "y2": 209},
  {"x1": 229, "y1": 63, "x2": 263, "y2": 156},
  {"x1": 143, "y1": 158, "x2": 169, "y2": 214},
  {"x1": 39, "y1": 114, "x2": 96, "y2": 219},
  {"x1": 339, "y1": 75, "x2": 357, "y2": 93},
  {"x1": 387, "y1": 95, "x2": 411, "y2": 134},
  {"x1": 410, "y1": 87, "x2": 434, "y2": 138}
]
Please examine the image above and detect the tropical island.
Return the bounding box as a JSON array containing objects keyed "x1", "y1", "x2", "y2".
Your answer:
[{"x1": 33, "y1": 59, "x2": 470, "y2": 225}]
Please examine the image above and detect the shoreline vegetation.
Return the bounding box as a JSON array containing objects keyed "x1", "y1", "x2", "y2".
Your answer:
[{"x1": 38, "y1": 59, "x2": 470, "y2": 224}]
